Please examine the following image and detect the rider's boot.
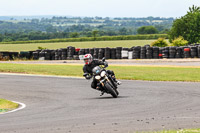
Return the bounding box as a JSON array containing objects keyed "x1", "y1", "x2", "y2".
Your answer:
[
  {"x1": 96, "y1": 83, "x2": 105, "y2": 96},
  {"x1": 112, "y1": 75, "x2": 121, "y2": 85}
]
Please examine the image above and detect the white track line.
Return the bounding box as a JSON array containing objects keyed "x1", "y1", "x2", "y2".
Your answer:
[
  {"x1": 0, "y1": 101, "x2": 26, "y2": 115},
  {"x1": 0, "y1": 72, "x2": 84, "y2": 79}
]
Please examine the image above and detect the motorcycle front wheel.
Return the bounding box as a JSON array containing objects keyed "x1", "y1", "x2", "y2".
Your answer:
[{"x1": 105, "y1": 82, "x2": 118, "y2": 98}]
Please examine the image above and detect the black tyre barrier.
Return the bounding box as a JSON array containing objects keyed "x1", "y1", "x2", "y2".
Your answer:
[
  {"x1": 111, "y1": 48, "x2": 116, "y2": 59},
  {"x1": 190, "y1": 46, "x2": 197, "y2": 58},
  {"x1": 98, "y1": 48, "x2": 105, "y2": 59},
  {"x1": 116, "y1": 47, "x2": 122, "y2": 59},
  {"x1": 162, "y1": 47, "x2": 169, "y2": 58},
  {"x1": 198, "y1": 46, "x2": 200, "y2": 58},
  {"x1": 184, "y1": 47, "x2": 191, "y2": 58},
  {"x1": 132, "y1": 46, "x2": 140, "y2": 59},
  {"x1": 146, "y1": 47, "x2": 153, "y2": 59},
  {"x1": 105, "y1": 47, "x2": 111, "y2": 59},
  {"x1": 89, "y1": 48, "x2": 94, "y2": 56},
  {"x1": 93, "y1": 48, "x2": 99, "y2": 59},
  {"x1": 169, "y1": 47, "x2": 176, "y2": 59},
  {"x1": 175, "y1": 47, "x2": 183, "y2": 58},
  {"x1": 153, "y1": 47, "x2": 159, "y2": 59},
  {"x1": 140, "y1": 46, "x2": 146, "y2": 59},
  {"x1": 159, "y1": 48, "x2": 163, "y2": 59},
  {"x1": 1, "y1": 44, "x2": 200, "y2": 61}
]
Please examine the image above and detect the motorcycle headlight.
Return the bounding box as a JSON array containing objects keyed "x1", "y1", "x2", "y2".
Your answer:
[
  {"x1": 95, "y1": 75, "x2": 101, "y2": 80},
  {"x1": 100, "y1": 71, "x2": 106, "y2": 77}
]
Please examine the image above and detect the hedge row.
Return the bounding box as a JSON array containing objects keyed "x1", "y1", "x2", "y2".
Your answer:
[{"x1": 0, "y1": 34, "x2": 168, "y2": 44}]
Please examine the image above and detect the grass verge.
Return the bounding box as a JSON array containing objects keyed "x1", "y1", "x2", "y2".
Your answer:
[
  {"x1": 0, "y1": 40, "x2": 157, "y2": 52},
  {"x1": 0, "y1": 99, "x2": 19, "y2": 113},
  {"x1": 141, "y1": 128, "x2": 200, "y2": 133},
  {"x1": 0, "y1": 63, "x2": 199, "y2": 82}
]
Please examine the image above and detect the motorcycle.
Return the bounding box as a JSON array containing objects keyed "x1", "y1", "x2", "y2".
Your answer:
[{"x1": 84, "y1": 58, "x2": 119, "y2": 98}]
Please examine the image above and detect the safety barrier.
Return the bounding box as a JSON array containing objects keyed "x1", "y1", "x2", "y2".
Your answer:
[{"x1": 0, "y1": 44, "x2": 200, "y2": 60}]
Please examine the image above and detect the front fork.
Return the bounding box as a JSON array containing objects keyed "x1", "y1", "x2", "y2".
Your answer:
[{"x1": 100, "y1": 75, "x2": 117, "y2": 90}]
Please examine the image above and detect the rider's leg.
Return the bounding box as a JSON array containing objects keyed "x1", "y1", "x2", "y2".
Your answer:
[
  {"x1": 91, "y1": 79, "x2": 102, "y2": 90},
  {"x1": 107, "y1": 70, "x2": 121, "y2": 85},
  {"x1": 91, "y1": 79, "x2": 97, "y2": 89}
]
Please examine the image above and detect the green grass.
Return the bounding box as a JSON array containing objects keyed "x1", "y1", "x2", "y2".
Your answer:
[
  {"x1": 0, "y1": 40, "x2": 157, "y2": 52},
  {"x1": 0, "y1": 63, "x2": 199, "y2": 82},
  {"x1": 140, "y1": 128, "x2": 200, "y2": 133},
  {"x1": 0, "y1": 99, "x2": 19, "y2": 110}
]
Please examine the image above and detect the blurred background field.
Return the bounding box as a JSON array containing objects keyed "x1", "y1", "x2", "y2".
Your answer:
[{"x1": 0, "y1": 40, "x2": 164, "y2": 52}]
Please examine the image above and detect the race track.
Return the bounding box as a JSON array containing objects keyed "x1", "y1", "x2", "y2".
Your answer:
[{"x1": 0, "y1": 74, "x2": 200, "y2": 133}]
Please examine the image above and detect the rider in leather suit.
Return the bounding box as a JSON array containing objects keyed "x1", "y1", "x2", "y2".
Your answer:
[{"x1": 82, "y1": 54, "x2": 120, "y2": 90}]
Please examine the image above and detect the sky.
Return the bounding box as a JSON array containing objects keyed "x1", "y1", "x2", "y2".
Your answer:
[{"x1": 0, "y1": 0, "x2": 199, "y2": 18}]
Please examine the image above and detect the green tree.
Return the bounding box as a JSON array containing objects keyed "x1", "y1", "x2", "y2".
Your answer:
[
  {"x1": 119, "y1": 27, "x2": 128, "y2": 35},
  {"x1": 137, "y1": 26, "x2": 158, "y2": 34},
  {"x1": 169, "y1": 5, "x2": 200, "y2": 44},
  {"x1": 151, "y1": 38, "x2": 168, "y2": 47},
  {"x1": 171, "y1": 36, "x2": 188, "y2": 46},
  {"x1": 92, "y1": 30, "x2": 98, "y2": 39},
  {"x1": 69, "y1": 32, "x2": 79, "y2": 38}
]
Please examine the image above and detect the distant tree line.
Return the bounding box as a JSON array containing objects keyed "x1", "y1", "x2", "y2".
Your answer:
[{"x1": 0, "y1": 16, "x2": 173, "y2": 42}]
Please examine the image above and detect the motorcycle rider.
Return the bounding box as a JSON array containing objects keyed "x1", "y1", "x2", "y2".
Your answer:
[{"x1": 82, "y1": 54, "x2": 121, "y2": 90}]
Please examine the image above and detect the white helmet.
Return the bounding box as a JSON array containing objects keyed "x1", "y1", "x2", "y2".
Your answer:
[{"x1": 83, "y1": 54, "x2": 93, "y2": 65}]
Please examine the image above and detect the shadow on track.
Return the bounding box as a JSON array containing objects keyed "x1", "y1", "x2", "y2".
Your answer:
[{"x1": 82, "y1": 96, "x2": 129, "y2": 100}]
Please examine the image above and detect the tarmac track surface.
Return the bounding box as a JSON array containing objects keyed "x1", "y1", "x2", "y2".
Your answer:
[{"x1": 0, "y1": 74, "x2": 200, "y2": 133}]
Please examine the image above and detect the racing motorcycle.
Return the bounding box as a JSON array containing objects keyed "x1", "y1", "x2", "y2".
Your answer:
[{"x1": 89, "y1": 58, "x2": 119, "y2": 98}]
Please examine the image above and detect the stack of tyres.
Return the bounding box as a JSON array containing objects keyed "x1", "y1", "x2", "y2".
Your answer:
[
  {"x1": 190, "y1": 46, "x2": 197, "y2": 58},
  {"x1": 98, "y1": 48, "x2": 105, "y2": 59},
  {"x1": 75, "y1": 48, "x2": 80, "y2": 55},
  {"x1": 183, "y1": 47, "x2": 190, "y2": 58},
  {"x1": 39, "y1": 50, "x2": 45, "y2": 60},
  {"x1": 162, "y1": 47, "x2": 169, "y2": 58},
  {"x1": 169, "y1": 47, "x2": 176, "y2": 58},
  {"x1": 105, "y1": 47, "x2": 111, "y2": 59},
  {"x1": 28, "y1": 51, "x2": 35, "y2": 59},
  {"x1": 89, "y1": 48, "x2": 94, "y2": 56},
  {"x1": 20, "y1": 51, "x2": 31, "y2": 59},
  {"x1": 132, "y1": 46, "x2": 140, "y2": 59},
  {"x1": 67, "y1": 46, "x2": 75, "y2": 60},
  {"x1": 58, "y1": 49, "x2": 62, "y2": 60},
  {"x1": 146, "y1": 47, "x2": 153, "y2": 59},
  {"x1": 55, "y1": 49, "x2": 60, "y2": 60},
  {"x1": 111, "y1": 48, "x2": 116, "y2": 59},
  {"x1": 144, "y1": 44, "x2": 150, "y2": 48},
  {"x1": 153, "y1": 47, "x2": 159, "y2": 59},
  {"x1": 159, "y1": 48, "x2": 163, "y2": 59},
  {"x1": 85, "y1": 48, "x2": 90, "y2": 54},
  {"x1": 78, "y1": 49, "x2": 85, "y2": 60},
  {"x1": 175, "y1": 47, "x2": 183, "y2": 58},
  {"x1": 33, "y1": 51, "x2": 39, "y2": 60},
  {"x1": 93, "y1": 48, "x2": 99, "y2": 59},
  {"x1": 9, "y1": 52, "x2": 19, "y2": 60},
  {"x1": 78, "y1": 49, "x2": 85, "y2": 55},
  {"x1": 116, "y1": 47, "x2": 122, "y2": 59},
  {"x1": 51, "y1": 50, "x2": 55, "y2": 60},
  {"x1": 44, "y1": 49, "x2": 52, "y2": 60},
  {"x1": 128, "y1": 48, "x2": 133, "y2": 59},
  {"x1": 61, "y1": 48, "x2": 67, "y2": 60},
  {"x1": 0, "y1": 52, "x2": 10, "y2": 60},
  {"x1": 121, "y1": 48, "x2": 129, "y2": 59},
  {"x1": 73, "y1": 48, "x2": 80, "y2": 60},
  {"x1": 198, "y1": 46, "x2": 200, "y2": 58},
  {"x1": 140, "y1": 47, "x2": 146, "y2": 59}
]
